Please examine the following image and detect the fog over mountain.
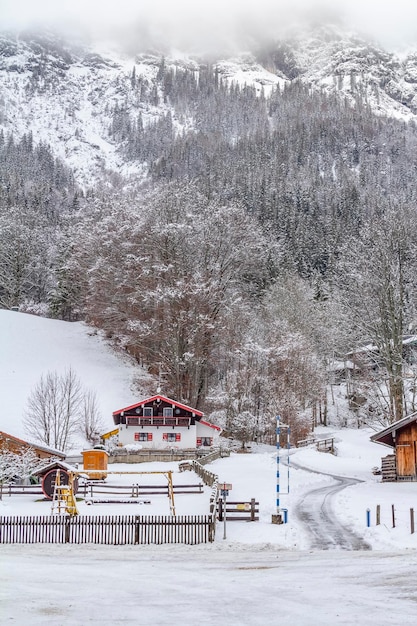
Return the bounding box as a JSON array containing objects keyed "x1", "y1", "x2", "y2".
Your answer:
[{"x1": 2, "y1": 0, "x2": 417, "y2": 51}]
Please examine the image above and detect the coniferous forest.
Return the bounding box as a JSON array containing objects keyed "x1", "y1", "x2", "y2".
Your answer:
[{"x1": 2, "y1": 34, "x2": 417, "y2": 443}]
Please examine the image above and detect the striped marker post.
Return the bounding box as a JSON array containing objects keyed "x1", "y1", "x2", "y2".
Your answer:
[{"x1": 276, "y1": 415, "x2": 290, "y2": 522}]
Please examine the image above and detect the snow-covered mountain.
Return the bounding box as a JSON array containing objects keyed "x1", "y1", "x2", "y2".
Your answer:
[{"x1": 1, "y1": 24, "x2": 417, "y2": 186}]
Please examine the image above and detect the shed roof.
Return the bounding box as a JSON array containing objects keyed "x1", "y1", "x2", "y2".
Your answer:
[
  {"x1": 112, "y1": 394, "x2": 204, "y2": 418},
  {"x1": 32, "y1": 460, "x2": 77, "y2": 476},
  {"x1": 0, "y1": 431, "x2": 66, "y2": 458},
  {"x1": 370, "y1": 412, "x2": 417, "y2": 448}
]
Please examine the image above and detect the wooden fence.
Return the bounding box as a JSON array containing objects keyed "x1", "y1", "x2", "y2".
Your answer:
[
  {"x1": 0, "y1": 514, "x2": 216, "y2": 544},
  {"x1": 217, "y1": 498, "x2": 259, "y2": 522},
  {"x1": 191, "y1": 461, "x2": 218, "y2": 487},
  {"x1": 78, "y1": 482, "x2": 204, "y2": 499},
  {"x1": 0, "y1": 484, "x2": 42, "y2": 498},
  {"x1": 316, "y1": 438, "x2": 335, "y2": 454}
]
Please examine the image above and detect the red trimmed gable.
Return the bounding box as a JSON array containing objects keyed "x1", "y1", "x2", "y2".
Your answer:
[
  {"x1": 113, "y1": 395, "x2": 203, "y2": 418},
  {"x1": 199, "y1": 419, "x2": 222, "y2": 432}
]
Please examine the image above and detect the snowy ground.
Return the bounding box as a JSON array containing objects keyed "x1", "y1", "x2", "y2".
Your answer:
[{"x1": 2, "y1": 431, "x2": 417, "y2": 624}]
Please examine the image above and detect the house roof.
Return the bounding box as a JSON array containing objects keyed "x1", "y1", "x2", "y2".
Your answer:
[
  {"x1": 0, "y1": 431, "x2": 66, "y2": 458},
  {"x1": 199, "y1": 419, "x2": 222, "y2": 432},
  {"x1": 370, "y1": 412, "x2": 417, "y2": 448},
  {"x1": 112, "y1": 394, "x2": 204, "y2": 418}
]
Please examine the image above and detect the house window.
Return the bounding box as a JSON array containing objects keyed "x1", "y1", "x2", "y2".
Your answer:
[
  {"x1": 163, "y1": 433, "x2": 181, "y2": 442},
  {"x1": 134, "y1": 432, "x2": 153, "y2": 442},
  {"x1": 143, "y1": 407, "x2": 153, "y2": 417},
  {"x1": 197, "y1": 437, "x2": 213, "y2": 447},
  {"x1": 163, "y1": 408, "x2": 173, "y2": 417}
]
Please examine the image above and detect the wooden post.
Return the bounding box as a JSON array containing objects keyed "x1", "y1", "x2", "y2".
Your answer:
[
  {"x1": 411, "y1": 508, "x2": 415, "y2": 535},
  {"x1": 65, "y1": 518, "x2": 70, "y2": 543},
  {"x1": 392, "y1": 504, "x2": 396, "y2": 528},
  {"x1": 376, "y1": 504, "x2": 381, "y2": 526},
  {"x1": 135, "y1": 516, "x2": 140, "y2": 544},
  {"x1": 250, "y1": 498, "x2": 256, "y2": 522},
  {"x1": 218, "y1": 497, "x2": 223, "y2": 521}
]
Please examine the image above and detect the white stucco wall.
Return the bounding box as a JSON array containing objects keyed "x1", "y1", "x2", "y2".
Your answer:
[
  {"x1": 196, "y1": 422, "x2": 221, "y2": 445},
  {"x1": 117, "y1": 421, "x2": 221, "y2": 449},
  {"x1": 118, "y1": 424, "x2": 197, "y2": 449}
]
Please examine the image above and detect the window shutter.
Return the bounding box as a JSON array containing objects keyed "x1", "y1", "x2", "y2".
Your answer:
[
  {"x1": 175, "y1": 433, "x2": 181, "y2": 442},
  {"x1": 147, "y1": 433, "x2": 153, "y2": 441},
  {"x1": 163, "y1": 433, "x2": 168, "y2": 441},
  {"x1": 196, "y1": 437, "x2": 202, "y2": 446}
]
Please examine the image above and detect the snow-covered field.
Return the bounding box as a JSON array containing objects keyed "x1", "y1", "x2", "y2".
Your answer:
[{"x1": 2, "y1": 310, "x2": 417, "y2": 624}]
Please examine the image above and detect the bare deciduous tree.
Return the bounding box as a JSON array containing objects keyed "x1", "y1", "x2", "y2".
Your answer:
[
  {"x1": 80, "y1": 389, "x2": 105, "y2": 445},
  {"x1": 24, "y1": 368, "x2": 101, "y2": 451}
]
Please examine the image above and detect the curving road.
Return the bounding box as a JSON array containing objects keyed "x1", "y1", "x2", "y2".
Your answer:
[{"x1": 291, "y1": 459, "x2": 371, "y2": 550}]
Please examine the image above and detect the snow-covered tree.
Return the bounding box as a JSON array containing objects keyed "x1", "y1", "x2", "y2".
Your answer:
[{"x1": 337, "y1": 206, "x2": 417, "y2": 424}]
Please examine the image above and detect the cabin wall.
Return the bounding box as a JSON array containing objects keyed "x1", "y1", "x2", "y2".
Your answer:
[{"x1": 396, "y1": 424, "x2": 417, "y2": 477}]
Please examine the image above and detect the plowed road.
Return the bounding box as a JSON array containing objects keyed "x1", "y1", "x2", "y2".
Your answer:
[{"x1": 292, "y1": 460, "x2": 371, "y2": 550}]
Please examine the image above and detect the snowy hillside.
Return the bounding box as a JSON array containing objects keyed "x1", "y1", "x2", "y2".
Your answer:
[
  {"x1": 1, "y1": 25, "x2": 417, "y2": 185},
  {"x1": 0, "y1": 309, "x2": 141, "y2": 445}
]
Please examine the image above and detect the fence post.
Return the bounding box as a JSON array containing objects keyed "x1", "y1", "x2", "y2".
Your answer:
[
  {"x1": 366, "y1": 508, "x2": 371, "y2": 527},
  {"x1": 411, "y1": 508, "x2": 415, "y2": 535},
  {"x1": 250, "y1": 498, "x2": 256, "y2": 521},
  {"x1": 65, "y1": 518, "x2": 70, "y2": 543},
  {"x1": 218, "y1": 497, "x2": 223, "y2": 521},
  {"x1": 209, "y1": 515, "x2": 216, "y2": 542},
  {"x1": 376, "y1": 504, "x2": 380, "y2": 526},
  {"x1": 135, "y1": 516, "x2": 140, "y2": 544},
  {"x1": 392, "y1": 504, "x2": 396, "y2": 528}
]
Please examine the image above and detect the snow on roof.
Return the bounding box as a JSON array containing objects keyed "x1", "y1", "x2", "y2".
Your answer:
[
  {"x1": 0, "y1": 431, "x2": 66, "y2": 458},
  {"x1": 370, "y1": 411, "x2": 417, "y2": 448}
]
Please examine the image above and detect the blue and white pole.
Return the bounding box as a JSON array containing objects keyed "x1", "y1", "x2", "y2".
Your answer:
[
  {"x1": 276, "y1": 415, "x2": 290, "y2": 523},
  {"x1": 276, "y1": 415, "x2": 281, "y2": 514}
]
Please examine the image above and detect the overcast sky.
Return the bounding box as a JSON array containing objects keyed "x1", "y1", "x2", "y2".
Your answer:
[{"x1": 1, "y1": 0, "x2": 417, "y2": 51}]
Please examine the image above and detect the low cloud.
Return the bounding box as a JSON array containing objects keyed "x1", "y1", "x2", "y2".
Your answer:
[{"x1": 1, "y1": 0, "x2": 417, "y2": 50}]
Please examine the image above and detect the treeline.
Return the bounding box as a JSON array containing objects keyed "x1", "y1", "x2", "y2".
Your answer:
[{"x1": 0, "y1": 131, "x2": 79, "y2": 311}]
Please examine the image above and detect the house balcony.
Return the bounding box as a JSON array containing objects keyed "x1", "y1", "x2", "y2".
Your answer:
[{"x1": 125, "y1": 416, "x2": 191, "y2": 428}]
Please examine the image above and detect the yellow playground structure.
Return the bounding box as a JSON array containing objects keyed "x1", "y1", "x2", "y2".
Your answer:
[{"x1": 50, "y1": 470, "x2": 176, "y2": 517}]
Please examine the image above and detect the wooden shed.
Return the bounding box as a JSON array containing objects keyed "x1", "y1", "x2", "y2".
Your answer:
[
  {"x1": 370, "y1": 411, "x2": 417, "y2": 481},
  {"x1": 82, "y1": 449, "x2": 109, "y2": 480}
]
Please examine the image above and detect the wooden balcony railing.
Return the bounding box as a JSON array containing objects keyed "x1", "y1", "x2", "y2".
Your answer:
[{"x1": 125, "y1": 416, "x2": 191, "y2": 428}]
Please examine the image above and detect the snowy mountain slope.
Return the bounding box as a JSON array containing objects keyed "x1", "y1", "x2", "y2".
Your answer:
[
  {"x1": 1, "y1": 25, "x2": 417, "y2": 185},
  {"x1": 0, "y1": 309, "x2": 142, "y2": 444}
]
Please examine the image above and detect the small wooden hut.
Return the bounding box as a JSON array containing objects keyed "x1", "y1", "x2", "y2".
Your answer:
[
  {"x1": 370, "y1": 412, "x2": 417, "y2": 481},
  {"x1": 82, "y1": 449, "x2": 109, "y2": 480}
]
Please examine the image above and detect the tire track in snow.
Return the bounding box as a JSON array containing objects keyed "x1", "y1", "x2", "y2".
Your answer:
[{"x1": 291, "y1": 459, "x2": 371, "y2": 550}]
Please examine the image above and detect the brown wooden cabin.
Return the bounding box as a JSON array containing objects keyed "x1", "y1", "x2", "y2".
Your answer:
[
  {"x1": 370, "y1": 412, "x2": 417, "y2": 481},
  {"x1": 0, "y1": 431, "x2": 66, "y2": 460}
]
